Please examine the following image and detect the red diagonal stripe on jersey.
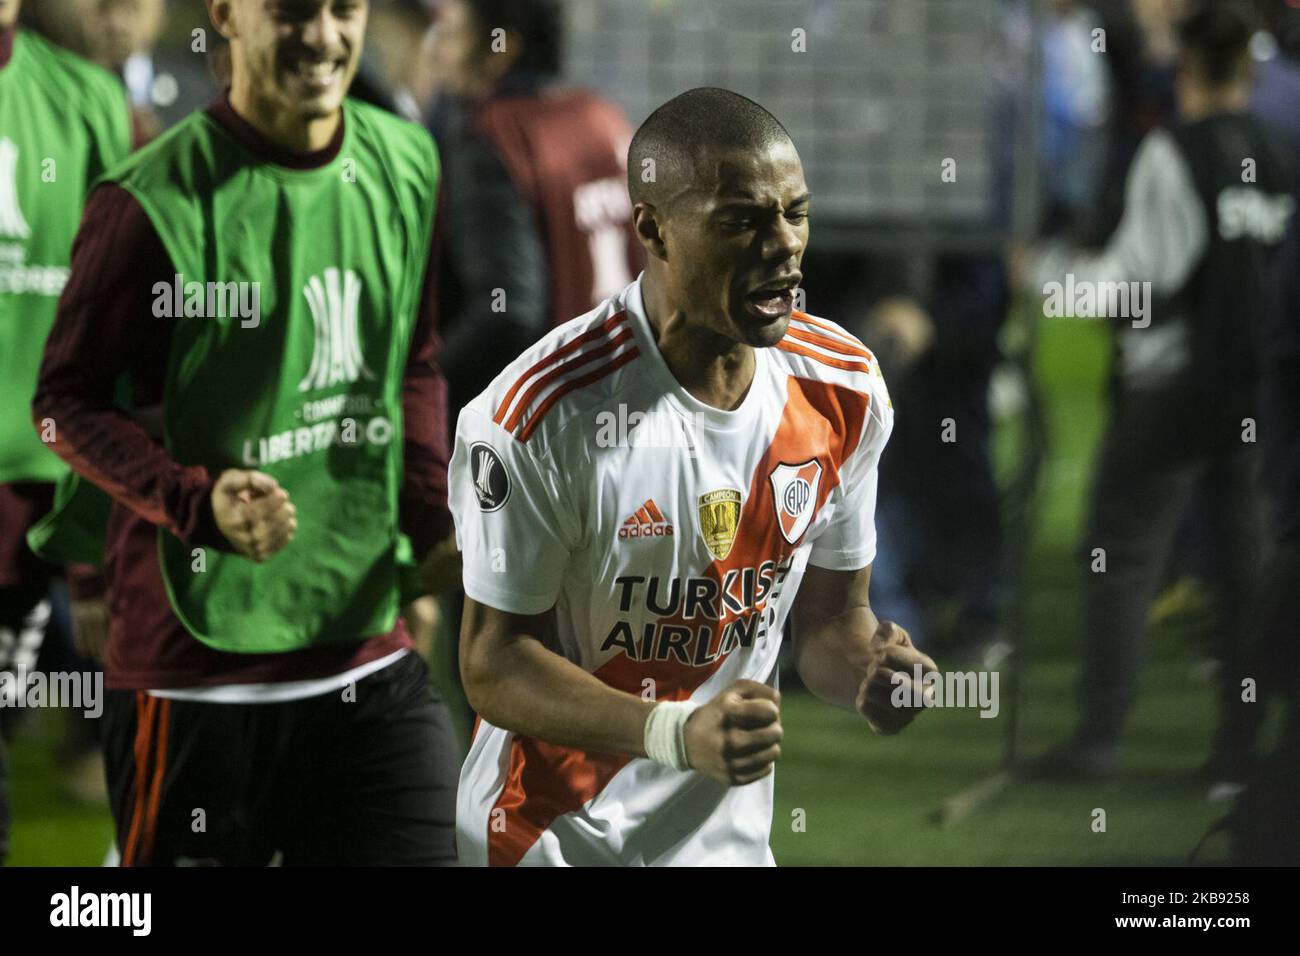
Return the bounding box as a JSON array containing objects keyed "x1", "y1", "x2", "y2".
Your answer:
[
  {"x1": 785, "y1": 324, "x2": 876, "y2": 362},
  {"x1": 486, "y1": 375, "x2": 871, "y2": 866},
  {"x1": 493, "y1": 312, "x2": 628, "y2": 425},
  {"x1": 517, "y1": 348, "x2": 641, "y2": 442},
  {"x1": 792, "y1": 312, "x2": 879, "y2": 357},
  {"x1": 776, "y1": 339, "x2": 875, "y2": 374},
  {"x1": 792, "y1": 311, "x2": 869, "y2": 348},
  {"x1": 635, "y1": 506, "x2": 652, "y2": 525},
  {"x1": 644, "y1": 500, "x2": 666, "y2": 524},
  {"x1": 504, "y1": 329, "x2": 636, "y2": 434}
]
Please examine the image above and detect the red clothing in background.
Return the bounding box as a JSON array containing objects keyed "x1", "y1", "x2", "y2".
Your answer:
[{"x1": 472, "y1": 86, "x2": 642, "y2": 329}]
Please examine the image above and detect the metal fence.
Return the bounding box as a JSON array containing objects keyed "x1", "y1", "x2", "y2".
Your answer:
[{"x1": 564, "y1": 0, "x2": 1040, "y2": 250}]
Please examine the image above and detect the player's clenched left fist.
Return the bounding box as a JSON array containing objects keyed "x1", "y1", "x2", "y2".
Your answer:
[
  {"x1": 211, "y1": 468, "x2": 298, "y2": 563},
  {"x1": 856, "y1": 620, "x2": 939, "y2": 735}
]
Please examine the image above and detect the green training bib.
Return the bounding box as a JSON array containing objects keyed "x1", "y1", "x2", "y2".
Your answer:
[
  {"x1": 0, "y1": 31, "x2": 130, "y2": 483},
  {"x1": 105, "y1": 99, "x2": 438, "y2": 652}
]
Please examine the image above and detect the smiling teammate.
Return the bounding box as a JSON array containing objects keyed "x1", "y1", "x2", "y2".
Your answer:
[
  {"x1": 33, "y1": 0, "x2": 459, "y2": 865},
  {"x1": 450, "y1": 87, "x2": 937, "y2": 867}
]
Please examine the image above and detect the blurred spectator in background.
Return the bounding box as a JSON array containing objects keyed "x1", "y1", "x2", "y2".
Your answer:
[
  {"x1": 1041, "y1": 1, "x2": 1218, "y2": 636},
  {"x1": 1250, "y1": 4, "x2": 1300, "y2": 583},
  {"x1": 335, "y1": 0, "x2": 445, "y2": 119},
  {"x1": 863, "y1": 261, "x2": 1010, "y2": 663},
  {"x1": 358, "y1": 0, "x2": 434, "y2": 120},
  {"x1": 80, "y1": 0, "x2": 215, "y2": 139},
  {"x1": 1230, "y1": 0, "x2": 1300, "y2": 864},
  {"x1": 1083, "y1": 0, "x2": 1181, "y2": 245},
  {"x1": 1038, "y1": 0, "x2": 1114, "y2": 237},
  {"x1": 1250, "y1": 0, "x2": 1300, "y2": 146},
  {"x1": 1027, "y1": 1, "x2": 1296, "y2": 789},
  {"x1": 423, "y1": 0, "x2": 642, "y2": 416}
]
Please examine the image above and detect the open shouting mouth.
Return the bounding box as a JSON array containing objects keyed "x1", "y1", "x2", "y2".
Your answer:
[{"x1": 743, "y1": 273, "x2": 801, "y2": 321}]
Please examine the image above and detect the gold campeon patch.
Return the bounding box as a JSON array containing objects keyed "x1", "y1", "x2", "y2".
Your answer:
[{"x1": 698, "y1": 489, "x2": 742, "y2": 560}]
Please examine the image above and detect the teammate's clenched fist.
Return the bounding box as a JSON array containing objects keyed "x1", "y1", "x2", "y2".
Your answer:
[
  {"x1": 856, "y1": 620, "x2": 939, "y2": 735},
  {"x1": 684, "y1": 679, "x2": 784, "y2": 786},
  {"x1": 211, "y1": 469, "x2": 297, "y2": 562}
]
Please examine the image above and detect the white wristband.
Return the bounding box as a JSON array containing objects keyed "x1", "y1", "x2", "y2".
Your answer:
[{"x1": 643, "y1": 700, "x2": 700, "y2": 771}]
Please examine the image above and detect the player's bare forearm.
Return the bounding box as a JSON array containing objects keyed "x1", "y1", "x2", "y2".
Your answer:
[
  {"x1": 792, "y1": 562, "x2": 881, "y2": 708},
  {"x1": 794, "y1": 604, "x2": 881, "y2": 709},
  {"x1": 792, "y1": 563, "x2": 938, "y2": 733},
  {"x1": 460, "y1": 597, "x2": 655, "y2": 756}
]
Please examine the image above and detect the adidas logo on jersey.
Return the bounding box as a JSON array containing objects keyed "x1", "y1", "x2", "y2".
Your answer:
[{"x1": 618, "y1": 499, "x2": 674, "y2": 539}]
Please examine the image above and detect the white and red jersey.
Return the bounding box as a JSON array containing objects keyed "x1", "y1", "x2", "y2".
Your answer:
[{"x1": 449, "y1": 274, "x2": 893, "y2": 866}]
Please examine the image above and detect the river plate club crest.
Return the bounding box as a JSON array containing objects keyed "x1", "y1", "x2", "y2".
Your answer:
[{"x1": 769, "y1": 459, "x2": 823, "y2": 544}]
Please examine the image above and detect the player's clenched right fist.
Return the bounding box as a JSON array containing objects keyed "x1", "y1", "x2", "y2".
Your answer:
[
  {"x1": 211, "y1": 469, "x2": 297, "y2": 563},
  {"x1": 684, "y1": 680, "x2": 784, "y2": 786}
]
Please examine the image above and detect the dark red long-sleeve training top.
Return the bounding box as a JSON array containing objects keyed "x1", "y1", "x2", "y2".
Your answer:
[{"x1": 32, "y1": 96, "x2": 452, "y2": 690}]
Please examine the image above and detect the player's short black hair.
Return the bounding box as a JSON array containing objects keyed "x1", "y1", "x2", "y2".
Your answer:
[
  {"x1": 1177, "y1": 0, "x2": 1258, "y2": 86},
  {"x1": 464, "y1": 0, "x2": 564, "y2": 78},
  {"x1": 626, "y1": 87, "x2": 793, "y2": 210}
]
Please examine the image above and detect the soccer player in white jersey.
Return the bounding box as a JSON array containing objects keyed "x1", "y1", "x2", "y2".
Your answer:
[{"x1": 449, "y1": 87, "x2": 939, "y2": 866}]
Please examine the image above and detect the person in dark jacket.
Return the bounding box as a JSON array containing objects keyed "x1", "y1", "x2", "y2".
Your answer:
[
  {"x1": 1026, "y1": 1, "x2": 1296, "y2": 788},
  {"x1": 425, "y1": 0, "x2": 642, "y2": 415}
]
